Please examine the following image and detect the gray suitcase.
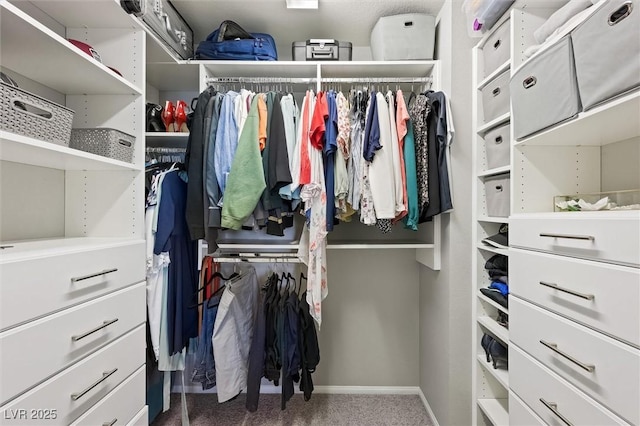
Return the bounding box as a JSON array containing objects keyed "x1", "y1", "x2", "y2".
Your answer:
[
  {"x1": 482, "y1": 19, "x2": 511, "y2": 77},
  {"x1": 292, "y1": 39, "x2": 352, "y2": 61},
  {"x1": 484, "y1": 122, "x2": 510, "y2": 170},
  {"x1": 511, "y1": 36, "x2": 580, "y2": 140},
  {"x1": 121, "y1": 0, "x2": 193, "y2": 60},
  {"x1": 481, "y1": 69, "x2": 510, "y2": 123},
  {"x1": 572, "y1": 0, "x2": 640, "y2": 110},
  {"x1": 484, "y1": 173, "x2": 510, "y2": 217}
]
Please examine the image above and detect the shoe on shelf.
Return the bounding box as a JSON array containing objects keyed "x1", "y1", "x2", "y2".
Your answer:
[
  {"x1": 175, "y1": 100, "x2": 189, "y2": 133},
  {"x1": 146, "y1": 103, "x2": 165, "y2": 132},
  {"x1": 481, "y1": 333, "x2": 494, "y2": 363},
  {"x1": 162, "y1": 100, "x2": 176, "y2": 132},
  {"x1": 488, "y1": 339, "x2": 508, "y2": 369}
]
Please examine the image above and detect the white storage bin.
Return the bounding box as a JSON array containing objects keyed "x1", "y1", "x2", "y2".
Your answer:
[
  {"x1": 572, "y1": 0, "x2": 640, "y2": 110},
  {"x1": 370, "y1": 14, "x2": 435, "y2": 60},
  {"x1": 484, "y1": 173, "x2": 510, "y2": 217},
  {"x1": 481, "y1": 69, "x2": 510, "y2": 123},
  {"x1": 511, "y1": 36, "x2": 581, "y2": 140},
  {"x1": 482, "y1": 19, "x2": 510, "y2": 77},
  {"x1": 484, "y1": 122, "x2": 510, "y2": 169}
]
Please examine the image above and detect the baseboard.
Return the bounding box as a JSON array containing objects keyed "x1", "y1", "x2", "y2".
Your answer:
[{"x1": 419, "y1": 388, "x2": 440, "y2": 426}]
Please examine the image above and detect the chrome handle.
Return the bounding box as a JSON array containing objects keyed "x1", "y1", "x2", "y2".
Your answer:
[
  {"x1": 539, "y1": 281, "x2": 594, "y2": 300},
  {"x1": 540, "y1": 340, "x2": 595, "y2": 372},
  {"x1": 539, "y1": 233, "x2": 594, "y2": 241},
  {"x1": 71, "y1": 318, "x2": 119, "y2": 341},
  {"x1": 523, "y1": 76, "x2": 537, "y2": 89},
  {"x1": 71, "y1": 268, "x2": 118, "y2": 283},
  {"x1": 71, "y1": 368, "x2": 118, "y2": 401},
  {"x1": 609, "y1": 1, "x2": 633, "y2": 25},
  {"x1": 540, "y1": 398, "x2": 573, "y2": 426},
  {"x1": 103, "y1": 419, "x2": 117, "y2": 426}
]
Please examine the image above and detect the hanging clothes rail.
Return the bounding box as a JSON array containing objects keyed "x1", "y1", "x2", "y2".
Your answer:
[
  {"x1": 146, "y1": 147, "x2": 187, "y2": 153},
  {"x1": 209, "y1": 252, "x2": 303, "y2": 263},
  {"x1": 205, "y1": 77, "x2": 317, "y2": 85}
]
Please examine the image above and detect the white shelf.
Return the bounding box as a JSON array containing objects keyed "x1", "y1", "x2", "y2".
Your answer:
[
  {"x1": 0, "y1": 237, "x2": 145, "y2": 262},
  {"x1": 146, "y1": 62, "x2": 200, "y2": 92},
  {"x1": 20, "y1": 0, "x2": 140, "y2": 29},
  {"x1": 196, "y1": 61, "x2": 318, "y2": 79},
  {"x1": 0, "y1": 131, "x2": 141, "y2": 171},
  {"x1": 477, "y1": 60, "x2": 510, "y2": 90},
  {"x1": 478, "y1": 113, "x2": 511, "y2": 136},
  {"x1": 477, "y1": 244, "x2": 509, "y2": 256},
  {"x1": 320, "y1": 61, "x2": 437, "y2": 78},
  {"x1": 327, "y1": 241, "x2": 434, "y2": 250},
  {"x1": 477, "y1": 399, "x2": 509, "y2": 426},
  {"x1": 478, "y1": 166, "x2": 511, "y2": 177},
  {"x1": 515, "y1": 91, "x2": 640, "y2": 147},
  {"x1": 478, "y1": 291, "x2": 508, "y2": 315},
  {"x1": 477, "y1": 354, "x2": 509, "y2": 389},
  {"x1": 477, "y1": 216, "x2": 509, "y2": 224},
  {"x1": 0, "y1": 2, "x2": 142, "y2": 96},
  {"x1": 478, "y1": 316, "x2": 509, "y2": 345}
]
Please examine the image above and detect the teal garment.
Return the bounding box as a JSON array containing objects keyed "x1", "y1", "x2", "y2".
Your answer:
[{"x1": 403, "y1": 119, "x2": 419, "y2": 231}]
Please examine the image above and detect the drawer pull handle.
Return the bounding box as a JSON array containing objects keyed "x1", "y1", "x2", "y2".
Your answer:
[
  {"x1": 71, "y1": 268, "x2": 118, "y2": 283},
  {"x1": 540, "y1": 398, "x2": 573, "y2": 426},
  {"x1": 71, "y1": 318, "x2": 119, "y2": 341},
  {"x1": 71, "y1": 368, "x2": 118, "y2": 401},
  {"x1": 539, "y1": 281, "x2": 594, "y2": 300},
  {"x1": 540, "y1": 340, "x2": 595, "y2": 372},
  {"x1": 539, "y1": 233, "x2": 594, "y2": 241},
  {"x1": 103, "y1": 419, "x2": 117, "y2": 426}
]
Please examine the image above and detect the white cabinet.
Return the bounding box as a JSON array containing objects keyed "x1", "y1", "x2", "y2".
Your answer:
[
  {"x1": 504, "y1": 3, "x2": 640, "y2": 426},
  {"x1": 0, "y1": 0, "x2": 146, "y2": 421}
]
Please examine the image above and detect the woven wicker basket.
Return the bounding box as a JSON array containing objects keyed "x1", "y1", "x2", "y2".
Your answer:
[
  {"x1": 0, "y1": 81, "x2": 74, "y2": 146},
  {"x1": 70, "y1": 128, "x2": 136, "y2": 163}
]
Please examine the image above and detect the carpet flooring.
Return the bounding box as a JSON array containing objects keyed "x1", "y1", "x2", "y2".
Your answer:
[{"x1": 152, "y1": 393, "x2": 435, "y2": 425}]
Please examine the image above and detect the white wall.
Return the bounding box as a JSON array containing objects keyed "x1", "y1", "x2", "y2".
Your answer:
[{"x1": 419, "y1": 2, "x2": 474, "y2": 425}]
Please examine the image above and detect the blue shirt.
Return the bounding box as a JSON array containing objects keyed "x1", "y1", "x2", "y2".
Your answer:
[
  {"x1": 324, "y1": 91, "x2": 338, "y2": 231},
  {"x1": 214, "y1": 91, "x2": 239, "y2": 198},
  {"x1": 363, "y1": 91, "x2": 381, "y2": 162}
]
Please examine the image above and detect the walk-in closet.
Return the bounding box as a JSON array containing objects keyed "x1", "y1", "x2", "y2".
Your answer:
[{"x1": 1, "y1": 0, "x2": 638, "y2": 425}]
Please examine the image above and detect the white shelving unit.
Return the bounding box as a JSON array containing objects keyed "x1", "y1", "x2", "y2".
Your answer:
[
  {"x1": 477, "y1": 399, "x2": 509, "y2": 426},
  {"x1": 194, "y1": 60, "x2": 443, "y2": 270},
  {"x1": 0, "y1": 1, "x2": 147, "y2": 423}
]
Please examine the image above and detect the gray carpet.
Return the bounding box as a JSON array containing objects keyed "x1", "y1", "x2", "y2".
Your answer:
[{"x1": 152, "y1": 393, "x2": 434, "y2": 425}]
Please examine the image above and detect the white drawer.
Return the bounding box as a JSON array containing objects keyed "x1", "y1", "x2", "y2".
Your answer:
[
  {"x1": 0, "y1": 283, "x2": 145, "y2": 405},
  {"x1": 127, "y1": 406, "x2": 148, "y2": 426},
  {"x1": 70, "y1": 366, "x2": 145, "y2": 426},
  {"x1": 0, "y1": 326, "x2": 144, "y2": 425},
  {"x1": 510, "y1": 297, "x2": 640, "y2": 425},
  {"x1": 510, "y1": 344, "x2": 628, "y2": 425},
  {"x1": 509, "y1": 390, "x2": 546, "y2": 426},
  {"x1": 510, "y1": 212, "x2": 640, "y2": 267},
  {"x1": 0, "y1": 239, "x2": 145, "y2": 330},
  {"x1": 510, "y1": 249, "x2": 640, "y2": 347}
]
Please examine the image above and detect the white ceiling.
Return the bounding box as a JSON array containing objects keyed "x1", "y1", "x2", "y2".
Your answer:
[{"x1": 170, "y1": 0, "x2": 446, "y2": 60}]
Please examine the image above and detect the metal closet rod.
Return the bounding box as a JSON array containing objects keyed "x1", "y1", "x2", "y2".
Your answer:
[
  {"x1": 205, "y1": 76, "x2": 433, "y2": 84},
  {"x1": 209, "y1": 252, "x2": 303, "y2": 263},
  {"x1": 146, "y1": 147, "x2": 187, "y2": 153}
]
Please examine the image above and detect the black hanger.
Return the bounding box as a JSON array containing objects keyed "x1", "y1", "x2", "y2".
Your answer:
[{"x1": 189, "y1": 270, "x2": 239, "y2": 308}]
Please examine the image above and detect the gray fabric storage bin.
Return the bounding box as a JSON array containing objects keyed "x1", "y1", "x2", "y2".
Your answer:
[
  {"x1": 481, "y1": 70, "x2": 510, "y2": 123},
  {"x1": 484, "y1": 122, "x2": 510, "y2": 169},
  {"x1": 511, "y1": 36, "x2": 580, "y2": 140},
  {"x1": 482, "y1": 19, "x2": 511, "y2": 77},
  {"x1": 370, "y1": 13, "x2": 436, "y2": 60},
  {"x1": 484, "y1": 173, "x2": 510, "y2": 217},
  {"x1": 572, "y1": 0, "x2": 640, "y2": 110}
]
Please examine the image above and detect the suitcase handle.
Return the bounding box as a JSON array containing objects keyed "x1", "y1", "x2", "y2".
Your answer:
[
  {"x1": 493, "y1": 39, "x2": 501, "y2": 50},
  {"x1": 609, "y1": 1, "x2": 633, "y2": 26},
  {"x1": 523, "y1": 76, "x2": 537, "y2": 89},
  {"x1": 492, "y1": 87, "x2": 501, "y2": 97}
]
